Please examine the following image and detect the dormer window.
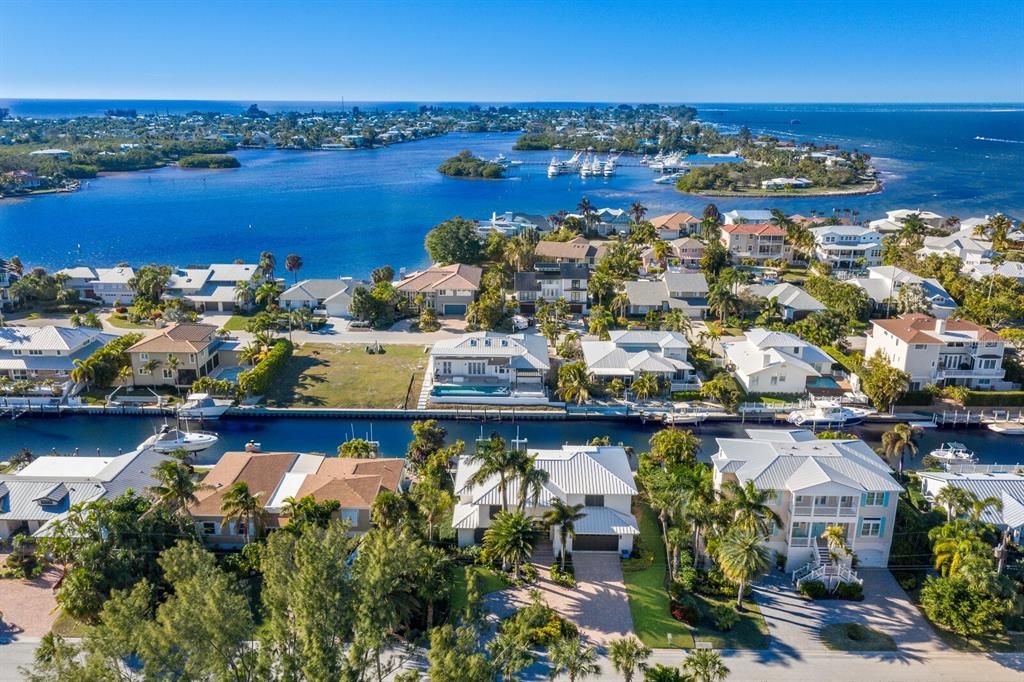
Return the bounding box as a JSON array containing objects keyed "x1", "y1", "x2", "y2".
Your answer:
[{"x1": 469, "y1": 339, "x2": 477, "y2": 347}]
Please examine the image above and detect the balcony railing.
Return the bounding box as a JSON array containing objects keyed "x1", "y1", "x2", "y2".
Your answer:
[
  {"x1": 790, "y1": 536, "x2": 811, "y2": 547},
  {"x1": 935, "y1": 368, "x2": 1004, "y2": 380},
  {"x1": 793, "y1": 505, "x2": 813, "y2": 515},
  {"x1": 838, "y1": 506, "x2": 858, "y2": 517},
  {"x1": 792, "y1": 503, "x2": 859, "y2": 517}
]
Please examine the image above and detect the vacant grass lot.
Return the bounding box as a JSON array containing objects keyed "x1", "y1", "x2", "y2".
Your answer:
[{"x1": 264, "y1": 343, "x2": 427, "y2": 409}]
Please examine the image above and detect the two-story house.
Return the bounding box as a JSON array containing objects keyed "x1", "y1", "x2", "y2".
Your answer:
[
  {"x1": 0, "y1": 325, "x2": 117, "y2": 385},
  {"x1": 641, "y1": 237, "x2": 705, "y2": 272},
  {"x1": 916, "y1": 227, "x2": 995, "y2": 266},
  {"x1": 869, "y1": 208, "x2": 946, "y2": 234},
  {"x1": 720, "y1": 224, "x2": 792, "y2": 264},
  {"x1": 650, "y1": 211, "x2": 701, "y2": 239},
  {"x1": 533, "y1": 236, "x2": 607, "y2": 269},
  {"x1": 582, "y1": 330, "x2": 697, "y2": 390},
  {"x1": 513, "y1": 263, "x2": 589, "y2": 314},
  {"x1": 54, "y1": 266, "x2": 99, "y2": 300},
  {"x1": 810, "y1": 225, "x2": 883, "y2": 270},
  {"x1": 849, "y1": 266, "x2": 958, "y2": 318},
  {"x1": 723, "y1": 209, "x2": 773, "y2": 225},
  {"x1": 919, "y1": 468, "x2": 1024, "y2": 543},
  {"x1": 189, "y1": 452, "x2": 405, "y2": 547},
  {"x1": 623, "y1": 272, "x2": 709, "y2": 319},
  {"x1": 428, "y1": 331, "x2": 550, "y2": 404},
  {"x1": 394, "y1": 263, "x2": 482, "y2": 316},
  {"x1": 0, "y1": 265, "x2": 16, "y2": 311},
  {"x1": 92, "y1": 266, "x2": 135, "y2": 305},
  {"x1": 453, "y1": 444, "x2": 639, "y2": 556},
  {"x1": 711, "y1": 429, "x2": 902, "y2": 578},
  {"x1": 722, "y1": 329, "x2": 834, "y2": 394},
  {"x1": 865, "y1": 313, "x2": 1007, "y2": 391},
  {"x1": 126, "y1": 323, "x2": 224, "y2": 387}
]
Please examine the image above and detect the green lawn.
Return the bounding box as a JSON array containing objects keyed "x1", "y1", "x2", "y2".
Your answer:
[
  {"x1": 622, "y1": 505, "x2": 695, "y2": 648},
  {"x1": 104, "y1": 313, "x2": 155, "y2": 330},
  {"x1": 691, "y1": 592, "x2": 769, "y2": 649},
  {"x1": 820, "y1": 623, "x2": 896, "y2": 651},
  {"x1": 220, "y1": 313, "x2": 255, "y2": 331},
  {"x1": 449, "y1": 565, "x2": 510, "y2": 617},
  {"x1": 263, "y1": 343, "x2": 427, "y2": 409}
]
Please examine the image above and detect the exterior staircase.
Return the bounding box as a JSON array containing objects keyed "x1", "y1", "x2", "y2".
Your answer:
[{"x1": 792, "y1": 538, "x2": 862, "y2": 591}]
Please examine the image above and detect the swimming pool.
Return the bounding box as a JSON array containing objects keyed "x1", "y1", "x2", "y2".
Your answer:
[
  {"x1": 215, "y1": 366, "x2": 246, "y2": 384},
  {"x1": 806, "y1": 376, "x2": 842, "y2": 391},
  {"x1": 432, "y1": 385, "x2": 511, "y2": 397}
]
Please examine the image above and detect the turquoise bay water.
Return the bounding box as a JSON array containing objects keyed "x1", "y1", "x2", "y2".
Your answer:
[{"x1": 1, "y1": 104, "x2": 1021, "y2": 278}]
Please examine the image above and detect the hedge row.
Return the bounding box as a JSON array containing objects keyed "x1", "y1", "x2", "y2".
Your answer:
[
  {"x1": 238, "y1": 339, "x2": 293, "y2": 396},
  {"x1": 823, "y1": 345, "x2": 861, "y2": 375},
  {"x1": 895, "y1": 391, "x2": 935, "y2": 406},
  {"x1": 963, "y1": 390, "x2": 1024, "y2": 406}
]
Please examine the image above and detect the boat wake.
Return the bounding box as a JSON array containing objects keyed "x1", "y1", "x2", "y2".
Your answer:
[{"x1": 975, "y1": 136, "x2": 1024, "y2": 144}]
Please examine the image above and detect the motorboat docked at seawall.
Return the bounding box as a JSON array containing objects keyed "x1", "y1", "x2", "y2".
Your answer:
[
  {"x1": 786, "y1": 402, "x2": 876, "y2": 427},
  {"x1": 140, "y1": 424, "x2": 219, "y2": 453},
  {"x1": 928, "y1": 442, "x2": 977, "y2": 463},
  {"x1": 176, "y1": 392, "x2": 233, "y2": 420},
  {"x1": 988, "y1": 419, "x2": 1024, "y2": 435}
]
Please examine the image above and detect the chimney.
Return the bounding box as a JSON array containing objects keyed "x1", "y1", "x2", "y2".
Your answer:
[{"x1": 934, "y1": 318, "x2": 946, "y2": 334}]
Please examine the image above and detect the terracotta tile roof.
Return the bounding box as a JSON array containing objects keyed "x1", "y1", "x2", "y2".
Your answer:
[
  {"x1": 534, "y1": 236, "x2": 603, "y2": 260},
  {"x1": 721, "y1": 223, "x2": 787, "y2": 236},
  {"x1": 650, "y1": 212, "x2": 700, "y2": 230},
  {"x1": 871, "y1": 313, "x2": 1002, "y2": 344},
  {"x1": 394, "y1": 264, "x2": 482, "y2": 294},
  {"x1": 128, "y1": 323, "x2": 218, "y2": 354},
  {"x1": 191, "y1": 452, "x2": 297, "y2": 516}
]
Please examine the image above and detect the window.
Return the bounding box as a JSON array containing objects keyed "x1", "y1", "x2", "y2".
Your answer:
[
  {"x1": 469, "y1": 340, "x2": 477, "y2": 347},
  {"x1": 28, "y1": 350, "x2": 43, "y2": 356},
  {"x1": 440, "y1": 361, "x2": 452, "y2": 375},
  {"x1": 584, "y1": 494, "x2": 604, "y2": 507},
  {"x1": 11, "y1": 350, "x2": 21, "y2": 356},
  {"x1": 468, "y1": 362, "x2": 486, "y2": 376},
  {"x1": 140, "y1": 353, "x2": 149, "y2": 361},
  {"x1": 914, "y1": 344, "x2": 926, "y2": 350},
  {"x1": 488, "y1": 505, "x2": 502, "y2": 519},
  {"x1": 139, "y1": 368, "x2": 149, "y2": 376},
  {"x1": 980, "y1": 359, "x2": 997, "y2": 369},
  {"x1": 201, "y1": 522, "x2": 216, "y2": 535},
  {"x1": 162, "y1": 369, "x2": 173, "y2": 379},
  {"x1": 860, "y1": 518, "x2": 882, "y2": 537},
  {"x1": 189, "y1": 354, "x2": 196, "y2": 363},
  {"x1": 863, "y1": 492, "x2": 885, "y2": 506},
  {"x1": 814, "y1": 496, "x2": 828, "y2": 506}
]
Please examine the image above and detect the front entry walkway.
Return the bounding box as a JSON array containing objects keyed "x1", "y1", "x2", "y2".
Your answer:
[
  {"x1": 482, "y1": 544, "x2": 633, "y2": 646},
  {"x1": 754, "y1": 567, "x2": 940, "y2": 654}
]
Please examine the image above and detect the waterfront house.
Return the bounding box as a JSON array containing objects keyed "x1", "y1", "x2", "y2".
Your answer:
[
  {"x1": 453, "y1": 444, "x2": 639, "y2": 555},
  {"x1": 742, "y1": 283, "x2": 826, "y2": 321},
  {"x1": 428, "y1": 331, "x2": 550, "y2": 405},
  {"x1": 916, "y1": 227, "x2": 995, "y2": 266},
  {"x1": 394, "y1": 263, "x2": 482, "y2": 316},
  {"x1": 711, "y1": 428, "x2": 901, "y2": 575},
  {"x1": 722, "y1": 329, "x2": 834, "y2": 395},
  {"x1": 864, "y1": 313, "x2": 1008, "y2": 391},
  {"x1": 189, "y1": 452, "x2": 405, "y2": 546},
  {"x1": 513, "y1": 263, "x2": 589, "y2": 315},
  {"x1": 582, "y1": 207, "x2": 631, "y2": 236},
  {"x1": 963, "y1": 260, "x2": 1024, "y2": 283},
  {"x1": 641, "y1": 237, "x2": 705, "y2": 272},
  {"x1": 810, "y1": 225, "x2": 883, "y2": 270},
  {"x1": 849, "y1": 266, "x2": 957, "y2": 318},
  {"x1": 581, "y1": 330, "x2": 697, "y2": 390},
  {"x1": 720, "y1": 224, "x2": 791, "y2": 264},
  {"x1": 919, "y1": 468, "x2": 1024, "y2": 543},
  {"x1": 29, "y1": 148, "x2": 71, "y2": 161},
  {"x1": 533, "y1": 236, "x2": 607, "y2": 268},
  {"x1": 0, "y1": 266, "x2": 14, "y2": 311},
  {"x1": 54, "y1": 266, "x2": 99, "y2": 300},
  {"x1": 0, "y1": 325, "x2": 117, "y2": 388},
  {"x1": 164, "y1": 263, "x2": 263, "y2": 312},
  {"x1": 279, "y1": 277, "x2": 368, "y2": 318},
  {"x1": 622, "y1": 272, "x2": 709, "y2": 319},
  {"x1": 723, "y1": 209, "x2": 773, "y2": 225},
  {"x1": 126, "y1": 323, "x2": 224, "y2": 387},
  {"x1": 477, "y1": 211, "x2": 549, "y2": 238},
  {"x1": 0, "y1": 446, "x2": 169, "y2": 539},
  {"x1": 869, "y1": 209, "x2": 946, "y2": 234},
  {"x1": 649, "y1": 211, "x2": 701, "y2": 239},
  {"x1": 92, "y1": 266, "x2": 135, "y2": 305},
  {"x1": 760, "y1": 177, "x2": 813, "y2": 190}
]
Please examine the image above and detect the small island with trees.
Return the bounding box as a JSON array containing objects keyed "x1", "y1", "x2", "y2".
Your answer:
[
  {"x1": 178, "y1": 154, "x2": 241, "y2": 169},
  {"x1": 437, "y1": 150, "x2": 505, "y2": 179}
]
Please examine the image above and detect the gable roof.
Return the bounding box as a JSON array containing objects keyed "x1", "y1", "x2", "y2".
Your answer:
[
  {"x1": 918, "y1": 471, "x2": 1024, "y2": 528},
  {"x1": 281, "y1": 278, "x2": 354, "y2": 301},
  {"x1": 395, "y1": 264, "x2": 482, "y2": 294},
  {"x1": 127, "y1": 323, "x2": 218, "y2": 354},
  {"x1": 721, "y1": 223, "x2": 786, "y2": 237},
  {"x1": 650, "y1": 212, "x2": 700, "y2": 231},
  {"x1": 744, "y1": 283, "x2": 825, "y2": 312},
  {"x1": 534, "y1": 236, "x2": 603, "y2": 261}
]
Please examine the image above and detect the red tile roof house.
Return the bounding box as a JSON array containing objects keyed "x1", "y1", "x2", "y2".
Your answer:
[
  {"x1": 720, "y1": 223, "x2": 792, "y2": 264},
  {"x1": 189, "y1": 452, "x2": 405, "y2": 547},
  {"x1": 394, "y1": 263, "x2": 482, "y2": 317}
]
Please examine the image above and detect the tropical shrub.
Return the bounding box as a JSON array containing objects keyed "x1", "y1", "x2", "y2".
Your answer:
[
  {"x1": 799, "y1": 580, "x2": 828, "y2": 600},
  {"x1": 502, "y1": 599, "x2": 578, "y2": 646},
  {"x1": 237, "y1": 339, "x2": 292, "y2": 396},
  {"x1": 669, "y1": 593, "x2": 701, "y2": 625},
  {"x1": 710, "y1": 604, "x2": 740, "y2": 631},
  {"x1": 834, "y1": 581, "x2": 865, "y2": 601},
  {"x1": 550, "y1": 565, "x2": 576, "y2": 588}
]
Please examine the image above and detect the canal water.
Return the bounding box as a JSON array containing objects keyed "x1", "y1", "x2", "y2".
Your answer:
[{"x1": 2, "y1": 415, "x2": 1022, "y2": 469}]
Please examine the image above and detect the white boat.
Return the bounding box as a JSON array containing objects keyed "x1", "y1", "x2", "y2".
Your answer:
[
  {"x1": 988, "y1": 420, "x2": 1024, "y2": 435},
  {"x1": 177, "y1": 392, "x2": 233, "y2": 420},
  {"x1": 140, "y1": 424, "x2": 219, "y2": 453},
  {"x1": 929, "y1": 442, "x2": 977, "y2": 462},
  {"x1": 602, "y1": 157, "x2": 616, "y2": 177},
  {"x1": 786, "y1": 403, "x2": 876, "y2": 427},
  {"x1": 654, "y1": 172, "x2": 684, "y2": 185}
]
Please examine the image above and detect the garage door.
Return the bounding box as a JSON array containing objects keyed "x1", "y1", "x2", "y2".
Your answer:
[
  {"x1": 573, "y1": 534, "x2": 619, "y2": 552},
  {"x1": 857, "y1": 549, "x2": 885, "y2": 567},
  {"x1": 443, "y1": 304, "x2": 467, "y2": 315}
]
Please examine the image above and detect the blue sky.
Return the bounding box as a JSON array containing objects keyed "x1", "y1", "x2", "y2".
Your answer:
[{"x1": 4, "y1": 0, "x2": 1023, "y2": 102}]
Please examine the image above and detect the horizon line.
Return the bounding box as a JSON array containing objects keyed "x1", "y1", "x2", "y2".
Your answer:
[{"x1": 3, "y1": 97, "x2": 1024, "y2": 106}]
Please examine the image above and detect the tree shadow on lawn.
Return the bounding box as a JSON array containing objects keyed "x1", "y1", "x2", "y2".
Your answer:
[{"x1": 266, "y1": 355, "x2": 329, "y2": 406}]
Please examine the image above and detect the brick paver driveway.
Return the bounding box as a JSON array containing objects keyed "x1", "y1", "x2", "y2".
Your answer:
[
  {"x1": 0, "y1": 561, "x2": 60, "y2": 640},
  {"x1": 754, "y1": 567, "x2": 940, "y2": 654},
  {"x1": 483, "y1": 549, "x2": 634, "y2": 646}
]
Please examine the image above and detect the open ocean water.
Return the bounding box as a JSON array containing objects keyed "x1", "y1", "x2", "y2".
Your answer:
[{"x1": 0, "y1": 102, "x2": 1021, "y2": 278}]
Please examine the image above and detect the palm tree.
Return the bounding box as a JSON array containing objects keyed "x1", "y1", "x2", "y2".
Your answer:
[
  {"x1": 233, "y1": 280, "x2": 253, "y2": 309},
  {"x1": 716, "y1": 526, "x2": 770, "y2": 609},
  {"x1": 146, "y1": 458, "x2": 208, "y2": 518},
  {"x1": 630, "y1": 372, "x2": 661, "y2": 401},
  {"x1": 544, "y1": 499, "x2": 587, "y2": 570},
  {"x1": 487, "y1": 630, "x2": 535, "y2": 681},
  {"x1": 934, "y1": 486, "x2": 976, "y2": 522},
  {"x1": 651, "y1": 239, "x2": 671, "y2": 267},
  {"x1": 220, "y1": 481, "x2": 269, "y2": 545},
  {"x1": 929, "y1": 520, "x2": 986, "y2": 577},
  {"x1": 557, "y1": 362, "x2": 594, "y2": 405},
  {"x1": 254, "y1": 281, "x2": 281, "y2": 307},
  {"x1": 611, "y1": 291, "x2": 630, "y2": 320},
  {"x1": 284, "y1": 253, "x2": 303, "y2": 283},
  {"x1": 166, "y1": 355, "x2": 180, "y2": 387},
  {"x1": 682, "y1": 650, "x2": 730, "y2": 682},
  {"x1": 258, "y1": 251, "x2": 276, "y2": 280},
  {"x1": 967, "y1": 494, "x2": 1003, "y2": 525},
  {"x1": 678, "y1": 463, "x2": 720, "y2": 568},
  {"x1": 69, "y1": 358, "x2": 96, "y2": 389},
  {"x1": 548, "y1": 635, "x2": 601, "y2": 682},
  {"x1": 629, "y1": 201, "x2": 647, "y2": 226},
  {"x1": 881, "y1": 423, "x2": 922, "y2": 473},
  {"x1": 239, "y1": 341, "x2": 262, "y2": 367},
  {"x1": 707, "y1": 285, "x2": 740, "y2": 322},
  {"x1": 9, "y1": 448, "x2": 34, "y2": 469},
  {"x1": 505, "y1": 234, "x2": 535, "y2": 272},
  {"x1": 820, "y1": 524, "x2": 851, "y2": 564},
  {"x1": 516, "y1": 455, "x2": 550, "y2": 512},
  {"x1": 608, "y1": 636, "x2": 651, "y2": 682},
  {"x1": 483, "y1": 510, "x2": 536, "y2": 579},
  {"x1": 723, "y1": 480, "x2": 782, "y2": 536},
  {"x1": 640, "y1": 468, "x2": 684, "y2": 568},
  {"x1": 587, "y1": 305, "x2": 613, "y2": 340},
  {"x1": 467, "y1": 435, "x2": 524, "y2": 512},
  {"x1": 577, "y1": 197, "x2": 596, "y2": 232},
  {"x1": 143, "y1": 358, "x2": 161, "y2": 378},
  {"x1": 760, "y1": 296, "x2": 783, "y2": 324},
  {"x1": 660, "y1": 309, "x2": 691, "y2": 338}
]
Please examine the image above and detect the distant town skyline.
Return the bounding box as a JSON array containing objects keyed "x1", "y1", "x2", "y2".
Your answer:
[{"x1": 4, "y1": 0, "x2": 1023, "y2": 103}]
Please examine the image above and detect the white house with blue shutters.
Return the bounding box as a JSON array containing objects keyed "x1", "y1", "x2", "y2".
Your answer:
[{"x1": 711, "y1": 429, "x2": 902, "y2": 581}]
